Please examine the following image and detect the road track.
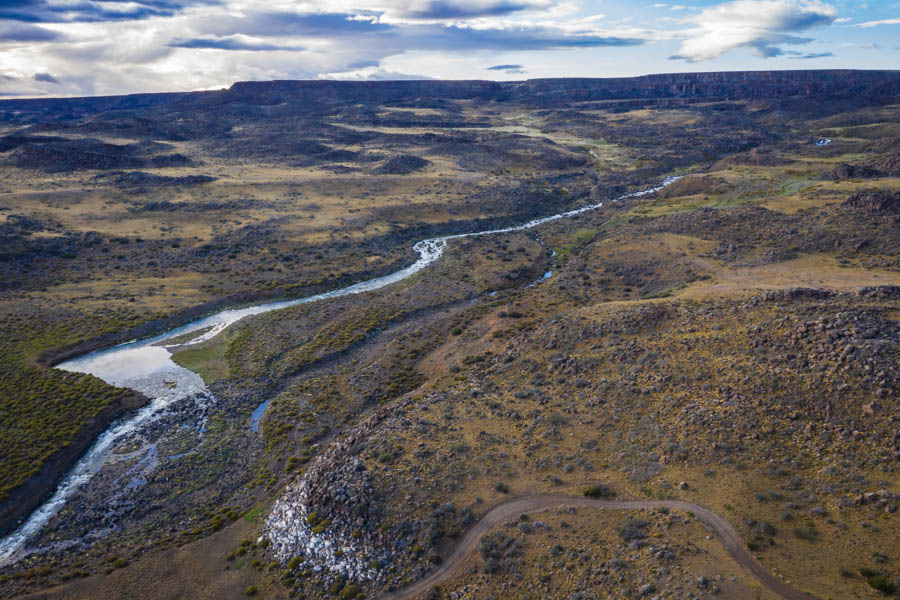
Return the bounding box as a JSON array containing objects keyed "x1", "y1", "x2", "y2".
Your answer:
[{"x1": 384, "y1": 493, "x2": 820, "y2": 600}]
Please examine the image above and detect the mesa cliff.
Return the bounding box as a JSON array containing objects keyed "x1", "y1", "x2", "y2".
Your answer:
[{"x1": 2, "y1": 70, "x2": 897, "y2": 123}]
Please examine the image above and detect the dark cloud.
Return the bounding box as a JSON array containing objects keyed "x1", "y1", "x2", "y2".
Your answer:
[
  {"x1": 346, "y1": 59, "x2": 381, "y2": 69},
  {"x1": 203, "y1": 13, "x2": 394, "y2": 38},
  {"x1": 32, "y1": 72, "x2": 59, "y2": 83},
  {"x1": 487, "y1": 63, "x2": 526, "y2": 74},
  {"x1": 0, "y1": 22, "x2": 62, "y2": 41},
  {"x1": 746, "y1": 34, "x2": 814, "y2": 58},
  {"x1": 787, "y1": 51, "x2": 834, "y2": 59},
  {"x1": 0, "y1": 0, "x2": 217, "y2": 23},
  {"x1": 424, "y1": 25, "x2": 643, "y2": 51},
  {"x1": 767, "y1": 9, "x2": 835, "y2": 31},
  {"x1": 396, "y1": 0, "x2": 545, "y2": 20},
  {"x1": 199, "y1": 12, "x2": 644, "y2": 52},
  {"x1": 169, "y1": 36, "x2": 304, "y2": 51}
]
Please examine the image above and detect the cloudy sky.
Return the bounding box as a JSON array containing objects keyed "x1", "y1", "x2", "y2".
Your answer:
[{"x1": 0, "y1": 0, "x2": 897, "y2": 97}]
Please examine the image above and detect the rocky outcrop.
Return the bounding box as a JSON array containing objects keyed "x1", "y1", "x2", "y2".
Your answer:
[
  {"x1": 828, "y1": 163, "x2": 884, "y2": 180},
  {"x1": 263, "y1": 400, "x2": 412, "y2": 584},
  {"x1": 843, "y1": 190, "x2": 900, "y2": 214},
  {"x1": 856, "y1": 285, "x2": 900, "y2": 300},
  {"x1": 94, "y1": 171, "x2": 217, "y2": 190},
  {"x1": 375, "y1": 155, "x2": 430, "y2": 175},
  {"x1": 4, "y1": 136, "x2": 194, "y2": 172},
  {"x1": 756, "y1": 287, "x2": 837, "y2": 303}
]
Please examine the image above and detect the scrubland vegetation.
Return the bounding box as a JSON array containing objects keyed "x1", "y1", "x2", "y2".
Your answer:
[{"x1": 0, "y1": 75, "x2": 897, "y2": 599}]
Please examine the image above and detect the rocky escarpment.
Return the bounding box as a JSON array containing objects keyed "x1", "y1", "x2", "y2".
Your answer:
[
  {"x1": 225, "y1": 70, "x2": 900, "y2": 108},
  {"x1": 226, "y1": 79, "x2": 505, "y2": 106},
  {"x1": 509, "y1": 70, "x2": 900, "y2": 105},
  {"x1": 2, "y1": 71, "x2": 898, "y2": 124}
]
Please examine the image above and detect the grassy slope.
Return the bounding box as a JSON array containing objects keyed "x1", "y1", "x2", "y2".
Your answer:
[
  {"x1": 0, "y1": 96, "x2": 591, "y2": 554},
  {"x1": 2, "y1": 98, "x2": 898, "y2": 599},
  {"x1": 208, "y1": 103, "x2": 898, "y2": 600}
]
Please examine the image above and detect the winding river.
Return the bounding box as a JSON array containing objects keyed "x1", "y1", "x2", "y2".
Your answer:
[{"x1": 0, "y1": 176, "x2": 678, "y2": 567}]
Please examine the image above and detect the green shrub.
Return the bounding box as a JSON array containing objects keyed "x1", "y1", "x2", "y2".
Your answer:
[
  {"x1": 793, "y1": 525, "x2": 820, "y2": 541},
  {"x1": 494, "y1": 482, "x2": 510, "y2": 493},
  {"x1": 338, "y1": 583, "x2": 363, "y2": 599},
  {"x1": 619, "y1": 518, "x2": 649, "y2": 541},
  {"x1": 867, "y1": 574, "x2": 896, "y2": 595},
  {"x1": 312, "y1": 522, "x2": 329, "y2": 534},
  {"x1": 584, "y1": 484, "x2": 616, "y2": 498},
  {"x1": 245, "y1": 585, "x2": 258, "y2": 596},
  {"x1": 547, "y1": 413, "x2": 568, "y2": 426}
]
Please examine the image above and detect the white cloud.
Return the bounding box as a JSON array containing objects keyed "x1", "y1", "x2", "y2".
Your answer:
[
  {"x1": 855, "y1": 18, "x2": 900, "y2": 27},
  {"x1": 671, "y1": 0, "x2": 837, "y2": 61},
  {"x1": 319, "y1": 66, "x2": 433, "y2": 79},
  {"x1": 0, "y1": 1, "x2": 649, "y2": 97}
]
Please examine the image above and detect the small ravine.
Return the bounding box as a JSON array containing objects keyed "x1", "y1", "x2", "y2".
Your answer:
[{"x1": 0, "y1": 176, "x2": 680, "y2": 566}]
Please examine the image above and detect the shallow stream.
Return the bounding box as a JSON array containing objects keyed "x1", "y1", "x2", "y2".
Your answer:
[{"x1": 0, "y1": 176, "x2": 679, "y2": 565}]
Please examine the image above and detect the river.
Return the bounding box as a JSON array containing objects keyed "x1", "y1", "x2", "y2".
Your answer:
[{"x1": 0, "y1": 175, "x2": 679, "y2": 566}]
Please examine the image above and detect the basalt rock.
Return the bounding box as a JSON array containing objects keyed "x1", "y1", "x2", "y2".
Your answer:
[
  {"x1": 95, "y1": 171, "x2": 216, "y2": 190},
  {"x1": 2, "y1": 71, "x2": 898, "y2": 124},
  {"x1": 843, "y1": 190, "x2": 900, "y2": 214},
  {"x1": 375, "y1": 155, "x2": 430, "y2": 175},
  {"x1": 828, "y1": 163, "x2": 884, "y2": 180}
]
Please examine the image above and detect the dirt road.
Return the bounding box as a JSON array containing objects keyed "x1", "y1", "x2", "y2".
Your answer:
[{"x1": 384, "y1": 494, "x2": 820, "y2": 600}]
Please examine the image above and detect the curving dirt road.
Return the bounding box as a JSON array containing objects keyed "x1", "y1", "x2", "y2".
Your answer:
[{"x1": 384, "y1": 494, "x2": 820, "y2": 600}]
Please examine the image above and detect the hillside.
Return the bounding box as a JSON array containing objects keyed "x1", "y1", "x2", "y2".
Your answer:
[{"x1": 0, "y1": 71, "x2": 897, "y2": 600}]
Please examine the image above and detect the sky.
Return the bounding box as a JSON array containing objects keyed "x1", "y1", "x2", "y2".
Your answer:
[{"x1": 0, "y1": 0, "x2": 897, "y2": 97}]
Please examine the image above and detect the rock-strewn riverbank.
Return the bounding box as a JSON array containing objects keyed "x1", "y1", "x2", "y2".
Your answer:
[{"x1": 0, "y1": 391, "x2": 147, "y2": 538}]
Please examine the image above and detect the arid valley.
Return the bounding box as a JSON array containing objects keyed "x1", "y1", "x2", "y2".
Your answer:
[{"x1": 0, "y1": 71, "x2": 898, "y2": 600}]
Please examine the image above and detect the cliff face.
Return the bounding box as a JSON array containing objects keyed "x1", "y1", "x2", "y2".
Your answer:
[
  {"x1": 509, "y1": 70, "x2": 900, "y2": 102},
  {"x1": 226, "y1": 70, "x2": 900, "y2": 106},
  {"x1": 1, "y1": 70, "x2": 897, "y2": 122},
  {"x1": 226, "y1": 79, "x2": 506, "y2": 105},
  {"x1": 222, "y1": 70, "x2": 900, "y2": 106}
]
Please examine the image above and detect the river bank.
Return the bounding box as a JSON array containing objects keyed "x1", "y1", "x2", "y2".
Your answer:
[{"x1": 0, "y1": 391, "x2": 148, "y2": 540}]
